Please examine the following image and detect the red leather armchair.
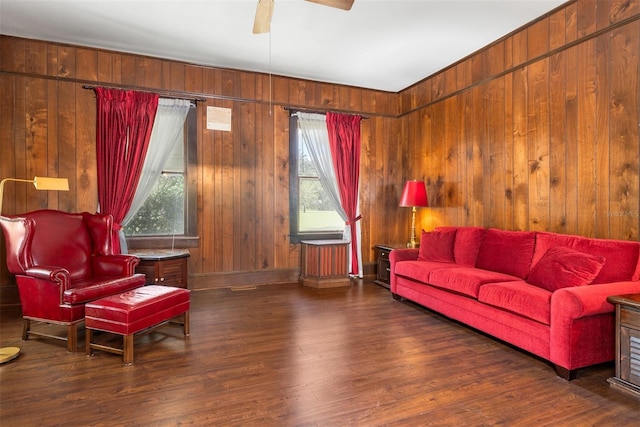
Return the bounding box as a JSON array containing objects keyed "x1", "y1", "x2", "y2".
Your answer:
[{"x1": 0, "y1": 210, "x2": 145, "y2": 351}]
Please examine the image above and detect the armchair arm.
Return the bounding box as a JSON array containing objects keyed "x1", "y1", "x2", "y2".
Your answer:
[
  {"x1": 91, "y1": 254, "x2": 140, "y2": 276},
  {"x1": 23, "y1": 265, "x2": 70, "y2": 288}
]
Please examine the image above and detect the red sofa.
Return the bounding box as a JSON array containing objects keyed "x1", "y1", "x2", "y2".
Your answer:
[
  {"x1": 0, "y1": 210, "x2": 145, "y2": 351},
  {"x1": 390, "y1": 226, "x2": 640, "y2": 380}
]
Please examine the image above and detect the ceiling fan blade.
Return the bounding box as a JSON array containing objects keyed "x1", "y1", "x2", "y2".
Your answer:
[
  {"x1": 253, "y1": 0, "x2": 274, "y2": 34},
  {"x1": 305, "y1": 0, "x2": 354, "y2": 11}
]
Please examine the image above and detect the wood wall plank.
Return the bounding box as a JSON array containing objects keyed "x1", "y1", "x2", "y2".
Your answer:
[
  {"x1": 564, "y1": 44, "x2": 579, "y2": 235},
  {"x1": 548, "y1": 52, "x2": 567, "y2": 233},
  {"x1": 595, "y1": 31, "x2": 611, "y2": 238},
  {"x1": 527, "y1": 58, "x2": 550, "y2": 231},
  {"x1": 608, "y1": 22, "x2": 640, "y2": 240}
]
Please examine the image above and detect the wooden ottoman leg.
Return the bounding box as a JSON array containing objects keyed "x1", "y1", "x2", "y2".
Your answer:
[
  {"x1": 123, "y1": 334, "x2": 134, "y2": 365},
  {"x1": 86, "y1": 328, "x2": 93, "y2": 356},
  {"x1": 183, "y1": 311, "x2": 190, "y2": 336}
]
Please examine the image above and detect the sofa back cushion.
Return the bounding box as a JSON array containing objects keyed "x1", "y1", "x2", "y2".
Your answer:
[
  {"x1": 25, "y1": 210, "x2": 93, "y2": 281},
  {"x1": 81, "y1": 212, "x2": 114, "y2": 256},
  {"x1": 436, "y1": 226, "x2": 486, "y2": 267},
  {"x1": 475, "y1": 228, "x2": 536, "y2": 279},
  {"x1": 418, "y1": 229, "x2": 457, "y2": 263},
  {"x1": 532, "y1": 231, "x2": 640, "y2": 284}
]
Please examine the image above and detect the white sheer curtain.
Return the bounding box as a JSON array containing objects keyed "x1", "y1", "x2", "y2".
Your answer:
[
  {"x1": 120, "y1": 98, "x2": 191, "y2": 249},
  {"x1": 298, "y1": 112, "x2": 362, "y2": 277}
]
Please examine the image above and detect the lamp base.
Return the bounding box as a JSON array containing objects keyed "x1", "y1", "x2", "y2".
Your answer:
[
  {"x1": 406, "y1": 207, "x2": 419, "y2": 249},
  {"x1": 0, "y1": 346, "x2": 20, "y2": 364}
]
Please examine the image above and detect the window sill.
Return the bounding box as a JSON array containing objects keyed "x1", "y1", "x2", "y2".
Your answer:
[
  {"x1": 126, "y1": 236, "x2": 200, "y2": 250},
  {"x1": 290, "y1": 232, "x2": 343, "y2": 244}
]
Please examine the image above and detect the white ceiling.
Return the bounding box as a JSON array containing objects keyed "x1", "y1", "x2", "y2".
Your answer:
[{"x1": 0, "y1": 0, "x2": 567, "y2": 92}]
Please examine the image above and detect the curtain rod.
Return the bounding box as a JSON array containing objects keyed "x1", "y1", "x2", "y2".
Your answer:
[
  {"x1": 82, "y1": 85, "x2": 206, "y2": 103},
  {"x1": 284, "y1": 106, "x2": 368, "y2": 119}
]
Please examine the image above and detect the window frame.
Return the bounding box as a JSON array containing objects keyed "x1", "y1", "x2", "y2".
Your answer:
[
  {"x1": 288, "y1": 114, "x2": 343, "y2": 244},
  {"x1": 126, "y1": 106, "x2": 199, "y2": 250}
]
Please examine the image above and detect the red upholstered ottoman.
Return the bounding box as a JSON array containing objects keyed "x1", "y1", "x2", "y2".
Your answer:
[{"x1": 85, "y1": 285, "x2": 190, "y2": 364}]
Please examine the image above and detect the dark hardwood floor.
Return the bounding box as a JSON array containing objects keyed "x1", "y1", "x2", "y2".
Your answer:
[{"x1": 1, "y1": 280, "x2": 639, "y2": 426}]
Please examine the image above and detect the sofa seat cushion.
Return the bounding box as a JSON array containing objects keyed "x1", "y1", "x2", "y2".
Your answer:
[
  {"x1": 478, "y1": 281, "x2": 552, "y2": 325},
  {"x1": 428, "y1": 267, "x2": 522, "y2": 299},
  {"x1": 62, "y1": 275, "x2": 145, "y2": 305},
  {"x1": 394, "y1": 260, "x2": 463, "y2": 285},
  {"x1": 475, "y1": 228, "x2": 536, "y2": 279}
]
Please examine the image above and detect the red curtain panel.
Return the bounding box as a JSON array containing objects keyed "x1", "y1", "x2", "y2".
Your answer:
[
  {"x1": 95, "y1": 88, "x2": 158, "y2": 253},
  {"x1": 326, "y1": 112, "x2": 362, "y2": 275}
]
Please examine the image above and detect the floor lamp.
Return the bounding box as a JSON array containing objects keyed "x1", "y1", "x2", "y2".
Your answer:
[
  {"x1": 0, "y1": 176, "x2": 69, "y2": 364},
  {"x1": 399, "y1": 180, "x2": 429, "y2": 249}
]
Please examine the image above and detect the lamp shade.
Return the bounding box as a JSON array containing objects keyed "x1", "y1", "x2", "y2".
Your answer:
[
  {"x1": 33, "y1": 176, "x2": 69, "y2": 191},
  {"x1": 399, "y1": 180, "x2": 428, "y2": 208},
  {"x1": 0, "y1": 176, "x2": 69, "y2": 214}
]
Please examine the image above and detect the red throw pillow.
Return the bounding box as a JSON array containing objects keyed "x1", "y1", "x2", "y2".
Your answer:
[
  {"x1": 418, "y1": 229, "x2": 457, "y2": 263},
  {"x1": 527, "y1": 246, "x2": 606, "y2": 292}
]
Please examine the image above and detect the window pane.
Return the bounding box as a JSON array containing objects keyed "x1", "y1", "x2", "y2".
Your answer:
[
  {"x1": 298, "y1": 137, "x2": 317, "y2": 176},
  {"x1": 124, "y1": 174, "x2": 185, "y2": 236},
  {"x1": 298, "y1": 177, "x2": 344, "y2": 233},
  {"x1": 163, "y1": 128, "x2": 185, "y2": 172}
]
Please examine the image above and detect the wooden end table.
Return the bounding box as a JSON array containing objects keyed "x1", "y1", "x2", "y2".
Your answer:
[
  {"x1": 131, "y1": 250, "x2": 190, "y2": 288},
  {"x1": 607, "y1": 293, "x2": 640, "y2": 400},
  {"x1": 374, "y1": 244, "x2": 407, "y2": 289}
]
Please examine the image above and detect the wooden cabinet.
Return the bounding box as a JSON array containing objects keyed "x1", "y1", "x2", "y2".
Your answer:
[
  {"x1": 132, "y1": 250, "x2": 189, "y2": 289},
  {"x1": 374, "y1": 244, "x2": 406, "y2": 289},
  {"x1": 607, "y1": 293, "x2": 640, "y2": 400}
]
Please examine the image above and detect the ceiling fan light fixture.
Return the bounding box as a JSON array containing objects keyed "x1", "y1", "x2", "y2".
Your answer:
[{"x1": 253, "y1": 0, "x2": 354, "y2": 35}]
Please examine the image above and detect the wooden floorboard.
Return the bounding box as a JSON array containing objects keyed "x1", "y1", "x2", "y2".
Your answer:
[{"x1": 1, "y1": 280, "x2": 639, "y2": 426}]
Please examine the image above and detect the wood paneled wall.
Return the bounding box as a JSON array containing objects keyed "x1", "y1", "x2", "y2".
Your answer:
[
  {"x1": 401, "y1": 0, "x2": 640, "y2": 241},
  {"x1": 0, "y1": 34, "x2": 402, "y2": 301},
  {"x1": 1, "y1": 0, "x2": 639, "y2": 305}
]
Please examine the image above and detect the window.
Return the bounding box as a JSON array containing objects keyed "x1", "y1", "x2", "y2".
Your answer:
[
  {"x1": 289, "y1": 114, "x2": 344, "y2": 243},
  {"x1": 125, "y1": 141, "x2": 185, "y2": 235},
  {"x1": 124, "y1": 106, "x2": 198, "y2": 249}
]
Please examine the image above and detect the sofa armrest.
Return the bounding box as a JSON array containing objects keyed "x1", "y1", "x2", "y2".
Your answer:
[
  {"x1": 91, "y1": 254, "x2": 141, "y2": 276},
  {"x1": 389, "y1": 248, "x2": 419, "y2": 293},
  {"x1": 389, "y1": 248, "x2": 419, "y2": 263},
  {"x1": 549, "y1": 281, "x2": 640, "y2": 370},
  {"x1": 551, "y1": 281, "x2": 640, "y2": 320}
]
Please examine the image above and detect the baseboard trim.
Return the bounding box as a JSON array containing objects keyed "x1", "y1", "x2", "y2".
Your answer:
[{"x1": 188, "y1": 268, "x2": 302, "y2": 290}]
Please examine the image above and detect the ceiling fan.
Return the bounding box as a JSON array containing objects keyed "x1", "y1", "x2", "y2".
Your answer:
[{"x1": 253, "y1": 0, "x2": 355, "y2": 34}]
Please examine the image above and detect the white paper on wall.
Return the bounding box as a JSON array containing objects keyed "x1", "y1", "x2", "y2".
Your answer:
[{"x1": 207, "y1": 106, "x2": 232, "y2": 131}]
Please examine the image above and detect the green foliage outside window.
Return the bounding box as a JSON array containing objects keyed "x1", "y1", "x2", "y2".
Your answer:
[{"x1": 124, "y1": 174, "x2": 185, "y2": 236}]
